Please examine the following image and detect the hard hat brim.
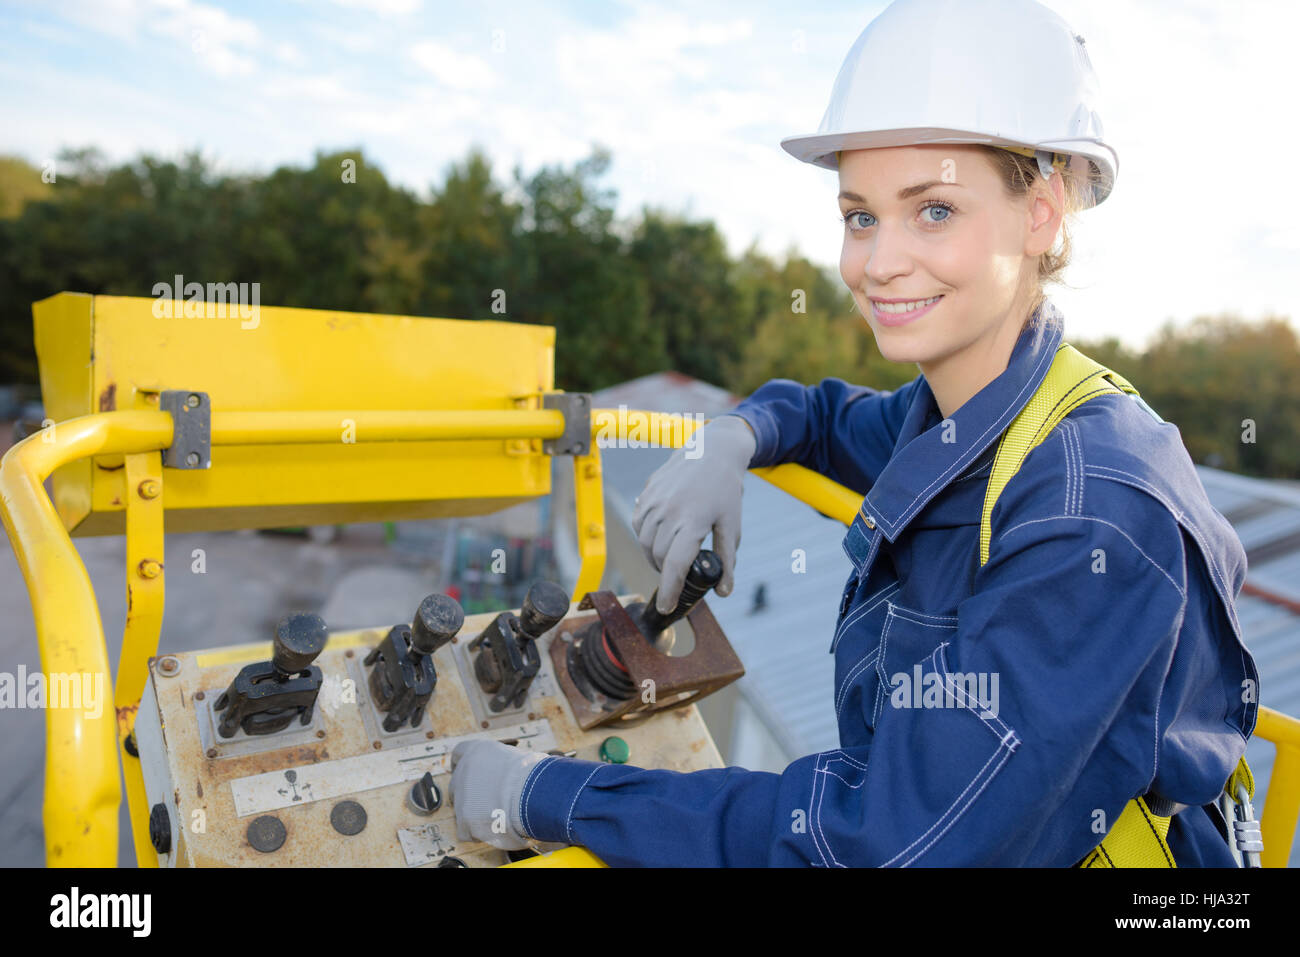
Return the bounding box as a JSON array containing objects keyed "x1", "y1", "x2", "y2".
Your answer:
[{"x1": 780, "y1": 128, "x2": 1117, "y2": 207}]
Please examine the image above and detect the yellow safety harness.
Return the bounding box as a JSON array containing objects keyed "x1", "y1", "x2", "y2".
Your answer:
[{"x1": 979, "y1": 341, "x2": 1255, "y2": 867}]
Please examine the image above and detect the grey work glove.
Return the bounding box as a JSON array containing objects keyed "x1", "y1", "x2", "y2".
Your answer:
[
  {"x1": 450, "y1": 739, "x2": 549, "y2": 850},
  {"x1": 631, "y1": 414, "x2": 756, "y2": 614}
]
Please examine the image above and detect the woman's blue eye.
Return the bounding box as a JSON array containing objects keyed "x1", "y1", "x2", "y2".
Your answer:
[{"x1": 922, "y1": 202, "x2": 951, "y2": 223}]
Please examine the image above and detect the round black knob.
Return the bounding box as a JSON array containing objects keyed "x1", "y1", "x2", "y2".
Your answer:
[
  {"x1": 407, "y1": 771, "x2": 443, "y2": 815},
  {"x1": 149, "y1": 803, "x2": 171, "y2": 855},
  {"x1": 273, "y1": 612, "x2": 329, "y2": 674},
  {"x1": 411, "y1": 593, "x2": 465, "y2": 656},
  {"x1": 518, "y1": 581, "x2": 570, "y2": 639}
]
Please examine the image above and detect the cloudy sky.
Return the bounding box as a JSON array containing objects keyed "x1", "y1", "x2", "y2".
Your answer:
[{"x1": 2, "y1": 0, "x2": 1296, "y2": 349}]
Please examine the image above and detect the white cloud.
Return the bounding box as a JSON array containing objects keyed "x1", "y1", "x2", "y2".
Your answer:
[
  {"x1": 51, "y1": 0, "x2": 262, "y2": 76},
  {"x1": 409, "y1": 39, "x2": 498, "y2": 91}
]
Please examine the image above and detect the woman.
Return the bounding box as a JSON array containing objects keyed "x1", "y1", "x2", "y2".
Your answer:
[{"x1": 450, "y1": 0, "x2": 1258, "y2": 866}]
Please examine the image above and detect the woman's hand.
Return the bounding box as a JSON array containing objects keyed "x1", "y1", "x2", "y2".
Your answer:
[
  {"x1": 631, "y1": 415, "x2": 756, "y2": 614},
  {"x1": 449, "y1": 739, "x2": 548, "y2": 850}
]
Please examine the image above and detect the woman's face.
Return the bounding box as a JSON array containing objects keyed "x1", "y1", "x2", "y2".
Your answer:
[{"x1": 837, "y1": 144, "x2": 1061, "y2": 373}]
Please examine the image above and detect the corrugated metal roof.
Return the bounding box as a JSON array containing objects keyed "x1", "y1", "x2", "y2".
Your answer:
[
  {"x1": 574, "y1": 377, "x2": 1300, "y2": 865},
  {"x1": 1199, "y1": 466, "x2": 1300, "y2": 866}
]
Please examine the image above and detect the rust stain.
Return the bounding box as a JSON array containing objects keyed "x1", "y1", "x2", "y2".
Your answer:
[
  {"x1": 116, "y1": 702, "x2": 139, "y2": 734},
  {"x1": 111, "y1": 496, "x2": 121, "y2": 505},
  {"x1": 689, "y1": 738, "x2": 705, "y2": 753},
  {"x1": 196, "y1": 779, "x2": 203, "y2": 798},
  {"x1": 98, "y1": 382, "x2": 117, "y2": 412},
  {"x1": 217, "y1": 745, "x2": 325, "y2": 779}
]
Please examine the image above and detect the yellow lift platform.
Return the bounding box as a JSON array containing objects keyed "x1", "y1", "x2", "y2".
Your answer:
[{"x1": 2, "y1": 292, "x2": 1298, "y2": 867}]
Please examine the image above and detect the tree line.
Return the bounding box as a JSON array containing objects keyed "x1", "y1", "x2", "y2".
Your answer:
[{"x1": 0, "y1": 146, "x2": 1295, "y2": 478}]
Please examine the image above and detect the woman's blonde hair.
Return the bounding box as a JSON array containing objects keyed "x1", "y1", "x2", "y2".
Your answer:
[{"x1": 977, "y1": 145, "x2": 1099, "y2": 336}]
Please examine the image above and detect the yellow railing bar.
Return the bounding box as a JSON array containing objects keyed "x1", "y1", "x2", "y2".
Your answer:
[
  {"x1": 0, "y1": 411, "x2": 173, "y2": 866},
  {"x1": 1256, "y1": 706, "x2": 1300, "y2": 867},
  {"x1": 210, "y1": 409, "x2": 566, "y2": 444},
  {"x1": 502, "y1": 846, "x2": 607, "y2": 867}
]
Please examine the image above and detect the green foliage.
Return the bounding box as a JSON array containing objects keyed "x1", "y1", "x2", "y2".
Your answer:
[
  {"x1": 1075, "y1": 316, "x2": 1300, "y2": 477},
  {"x1": 0, "y1": 156, "x2": 54, "y2": 219},
  {"x1": 0, "y1": 145, "x2": 1296, "y2": 478}
]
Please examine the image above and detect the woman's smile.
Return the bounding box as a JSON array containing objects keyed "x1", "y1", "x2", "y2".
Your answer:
[{"x1": 870, "y1": 294, "x2": 943, "y2": 327}]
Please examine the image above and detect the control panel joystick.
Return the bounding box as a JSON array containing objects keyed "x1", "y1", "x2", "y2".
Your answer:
[
  {"x1": 365, "y1": 593, "x2": 465, "y2": 732},
  {"x1": 569, "y1": 550, "x2": 723, "y2": 704},
  {"x1": 469, "y1": 580, "x2": 570, "y2": 712},
  {"x1": 214, "y1": 612, "x2": 329, "y2": 737}
]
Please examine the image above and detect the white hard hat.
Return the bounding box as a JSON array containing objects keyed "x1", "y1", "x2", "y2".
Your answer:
[{"x1": 781, "y1": 0, "x2": 1118, "y2": 207}]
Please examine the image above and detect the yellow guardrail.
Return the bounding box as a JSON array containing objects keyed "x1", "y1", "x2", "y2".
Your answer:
[{"x1": 2, "y1": 407, "x2": 1297, "y2": 867}]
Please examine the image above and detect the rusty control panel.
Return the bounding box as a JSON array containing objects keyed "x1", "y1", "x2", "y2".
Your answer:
[{"x1": 131, "y1": 551, "x2": 743, "y2": 866}]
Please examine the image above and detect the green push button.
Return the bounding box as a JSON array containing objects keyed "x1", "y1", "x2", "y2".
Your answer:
[{"x1": 599, "y1": 736, "x2": 630, "y2": 764}]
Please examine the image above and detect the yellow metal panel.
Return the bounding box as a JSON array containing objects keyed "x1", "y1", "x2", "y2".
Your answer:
[{"x1": 32, "y1": 293, "x2": 558, "y2": 536}]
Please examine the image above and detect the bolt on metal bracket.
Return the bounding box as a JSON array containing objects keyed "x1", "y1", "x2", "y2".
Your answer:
[
  {"x1": 159, "y1": 390, "x2": 212, "y2": 469},
  {"x1": 542, "y1": 392, "x2": 591, "y2": 457}
]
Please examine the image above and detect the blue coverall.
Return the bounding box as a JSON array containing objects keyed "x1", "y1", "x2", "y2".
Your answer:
[{"x1": 519, "y1": 299, "x2": 1259, "y2": 866}]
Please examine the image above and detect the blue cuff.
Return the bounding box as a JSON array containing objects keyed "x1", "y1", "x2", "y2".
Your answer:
[
  {"x1": 517, "y1": 755, "x2": 609, "y2": 844},
  {"x1": 719, "y1": 410, "x2": 774, "y2": 469}
]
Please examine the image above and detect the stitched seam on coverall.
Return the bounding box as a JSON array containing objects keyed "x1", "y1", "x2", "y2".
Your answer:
[
  {"x1": 866, "y1": 604, "x2": 957, "y2": 724},
  {"x1": 565, "y1": 766, "x2": 606, "y2": 844},
  {"x1": 998, "y1": 515, "x2": 1187, "y2": 599},
  {"x1": 1084, "y1": 465, "x2": 1212, "y2": 581},
  {"x1": 832, "y1": 581, "x2": 901, "y2": 654},
  {"x1": 879, "y1": 648, "x2": 1018, "y2": 867},
  {"x1": 894, "y1": 746, "x2": 1016, "y2": 866},
  {"x1": 936, "y1": 643, "x2": 1017, "y2": 741},
  {"x1": 519, "y1": 755, "x2": 559, "y2": 837},
  {"x1": 835, "y1": 580, "x2": 901, "y2": 644},
  {"x1": 835, "y1": 647, "x2": 880, "y2": 718},
  {"x1": 1061, "y1": 419, "x2": 1084, "y2": 515},
  {"x1": 812, "y1": 750, "x2": 869, "y2": 867}
]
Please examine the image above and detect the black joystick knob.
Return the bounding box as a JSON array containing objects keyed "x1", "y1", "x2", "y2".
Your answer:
[
  {"x1": 639, "y1": 550, "x2": 724, "y2": 637},
  {"x1": 519, "y1": 581, "x2": 570, "y2": 639},
  {"x1": 213, "y1": 611, "x2": 329, "y2": 737},
  {"x1": 469, "y1": 580, "x2": 570, "y2": 712},
  {"x1": 411, "y1": 594, "x2": 465, "y2": 657},
  {"x1": 364, "y1": 593, "x2": 466, "y2": 731},
  {"x1": 272, "y1": 613, "x2": 329, "y2": 675}
]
